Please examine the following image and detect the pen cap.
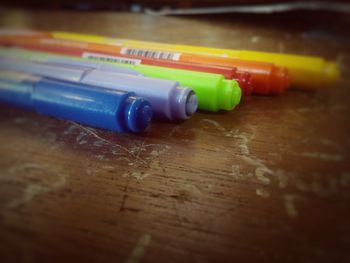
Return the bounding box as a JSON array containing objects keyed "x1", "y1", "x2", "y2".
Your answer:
[
  {"x1": 33, "y1": 78, "x2": 152, "y2": 133},
  {"x1": 218, "y1": 80, "x2": 242, "y2": 111},
  {"x1": 122, "y1": 96, "x2": 153, "y2": 133},
  {"x1": 170, "y1": 87, "x2": 198, "y2": 120}
]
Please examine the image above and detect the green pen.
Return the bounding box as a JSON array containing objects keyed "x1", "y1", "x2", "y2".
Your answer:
[{"x1": 0, "y1": 48, "x2": 241, "y2": 111}]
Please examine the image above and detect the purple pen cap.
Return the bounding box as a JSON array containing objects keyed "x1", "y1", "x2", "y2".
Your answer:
[
  {"x1": 170, "y1": 87, "x2": 198, "y2": 120},
  {"x1": 123, "y1": 96, "x2": 153, "y2": 133}
]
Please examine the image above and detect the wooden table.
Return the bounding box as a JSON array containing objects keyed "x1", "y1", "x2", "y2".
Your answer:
[{"x1": 0, "y1": 8, "x2": 349, "y2": 263}]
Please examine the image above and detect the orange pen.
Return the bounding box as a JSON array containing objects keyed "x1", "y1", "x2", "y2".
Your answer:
[
  {"x1": 120, "y1": 46, "x2": 290, "y2": 95},
  {"x1": 0, "y1": 36, "x2": 289, "y2": 94}
]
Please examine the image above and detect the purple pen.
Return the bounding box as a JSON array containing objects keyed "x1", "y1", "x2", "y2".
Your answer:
[{"x1": 0, "y1": 57, "x2": 198, "y2": 120}]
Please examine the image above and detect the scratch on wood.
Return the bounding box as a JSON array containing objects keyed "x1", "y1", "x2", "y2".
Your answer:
[
  {"x1": 7, "y1": 164, "x2": 68, "y2": 208},
  {"x1": 255, "y1": 167, "x2": 272, "y2": 185},
  {"x1": 275, "y1": 169, "x2": 288, "y2": 188},
  {"x1": 68, "y1": 121, "x2": 147, "y2": 165},
  {"x1": 283, "y1": 194, "x2": 298, "y2": 218},
  {"x1": 123, "y1": 171, "x2": 150, "y2": 182},
  {"x1": 256, "y1": 188, "x2": 270, "y2": 198},
  {"x1": 229, "y1": 164, "x2": 244, "y2": 179},
  {"x1": 125, "y1": 233, "x2": 152, "y2": 263},
  {"x1": 299, "y1": 152, "x2": 344, "y2": 162},
  {"x1": 340, "y1": 172, "x2": 350, "y2": 187},
  {"x1": 251, "y1": 36, "x2": 261, "y2": 43},
  {"x1": 240, "y1": 155, "x2": 265, "y2": 167},
  {"x1": 8, "y1": 162, "x2": 47, "y2": 173},
  {"x1": 295, "y1": 178, "x2": 309, "y2": 192},
  {"x1": 225, "y1": 129, "x2": 251, "y2": 155},
  {"x1": 200, "y1": 118, "x2": 225, "y2": 131},
  {"x1": 240, "y1": 155, "x2": 274, "y2": 180}
]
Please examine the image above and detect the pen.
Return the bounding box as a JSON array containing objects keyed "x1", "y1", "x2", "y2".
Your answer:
[
  {"x1": 41, "y1": 33, "x2": 289, "y2": 95},
  {"x1": 0, "y1": 70, "x2": 152, "y2": 133},
  {"x1": 0, "y1": 48, "x2": 241, "y2": 112},
  {"x1": 0, "y1": 36, "x2": 252, "y2": 96},
  {"x1": 0, "y1": 56, "x2": 198, "y2": 121},
  {"x1": 81, "y1": 52, "x2": 253, "y2": 96},
  {"x1": 53, "y1": 31, "x2": 339, "y2": 89}
]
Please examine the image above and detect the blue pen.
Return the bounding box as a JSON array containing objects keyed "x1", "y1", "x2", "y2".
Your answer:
[{"x1": 0, "y1": 71, "x2": 153, "y2": 133}]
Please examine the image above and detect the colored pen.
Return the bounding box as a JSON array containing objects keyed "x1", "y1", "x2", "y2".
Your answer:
[
  {"x1": 0, "y1": 56, "x2": 198, "y2": 121},
  {"x1": 53, "y1": 31, "x2": 339, "y2": 89},
  {"x1": 0, "y1": 48, "x2": 241, "y2": 112},
  {"x1": 0, "y1": 36, "x2": 252, "y2": 96},
  {"x1": 44, "y1": 33, "x2": 290, "y2": 95},
  {"x1": 0, "y1": 70, "x2": 152, "y2": 133},
  {"x1": 81, "y1": 52, "x2": 253, "y2": 97}
]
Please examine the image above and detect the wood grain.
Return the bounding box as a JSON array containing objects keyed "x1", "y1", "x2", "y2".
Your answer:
[{"x1": 0, "y1": 8, "x2": 349, "y2": 263}]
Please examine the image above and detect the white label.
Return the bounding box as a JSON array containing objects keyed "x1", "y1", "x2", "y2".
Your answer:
[
  {"x1": 120, "y1": 47, "x2": 181, "y2": 61},
  {"x1": 82, "y1": 52, "x2": 142, "y2": 65}
]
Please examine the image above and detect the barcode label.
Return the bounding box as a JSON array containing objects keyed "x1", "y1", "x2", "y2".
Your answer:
[
  {"x1": 82, "y1": 52, "x2": 142, "y2": 65},
  {"x1": 120, "y1": 47, "x2": 181, "y2": 61}
]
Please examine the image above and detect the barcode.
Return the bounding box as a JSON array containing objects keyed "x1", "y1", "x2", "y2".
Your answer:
[
  {"x1": 120, "y1": 47, "x2": 181, "y2": 61},
  {"x1": 82, "y1": 52, "x2": 142, "y2": 65}
]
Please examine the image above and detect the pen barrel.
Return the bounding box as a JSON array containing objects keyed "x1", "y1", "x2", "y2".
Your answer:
[{"x1": 0, "y1": 72, "x2": 152, "y2": 133}]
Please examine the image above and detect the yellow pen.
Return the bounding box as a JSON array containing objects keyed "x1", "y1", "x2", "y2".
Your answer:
[{"x1": 53, "y1": 31, "x2": 340, "y2": 89}]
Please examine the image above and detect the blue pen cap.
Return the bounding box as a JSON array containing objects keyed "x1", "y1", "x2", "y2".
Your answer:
[
  {"x1": 123, "y1": 96, "x2": 153, "y2": 133},
  {"x1": 34, "y1": 78, "x2": 152, "y2": 133}
]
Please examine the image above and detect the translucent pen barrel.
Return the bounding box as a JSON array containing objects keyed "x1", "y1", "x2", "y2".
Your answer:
[{"x1": 0, "y1": 71, "x2": 152, "y2": 133}]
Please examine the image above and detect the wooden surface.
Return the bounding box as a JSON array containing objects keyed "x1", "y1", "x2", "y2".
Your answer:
[{"x1": 0, "y1": 8, "x2": 350, "y2": 263}]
